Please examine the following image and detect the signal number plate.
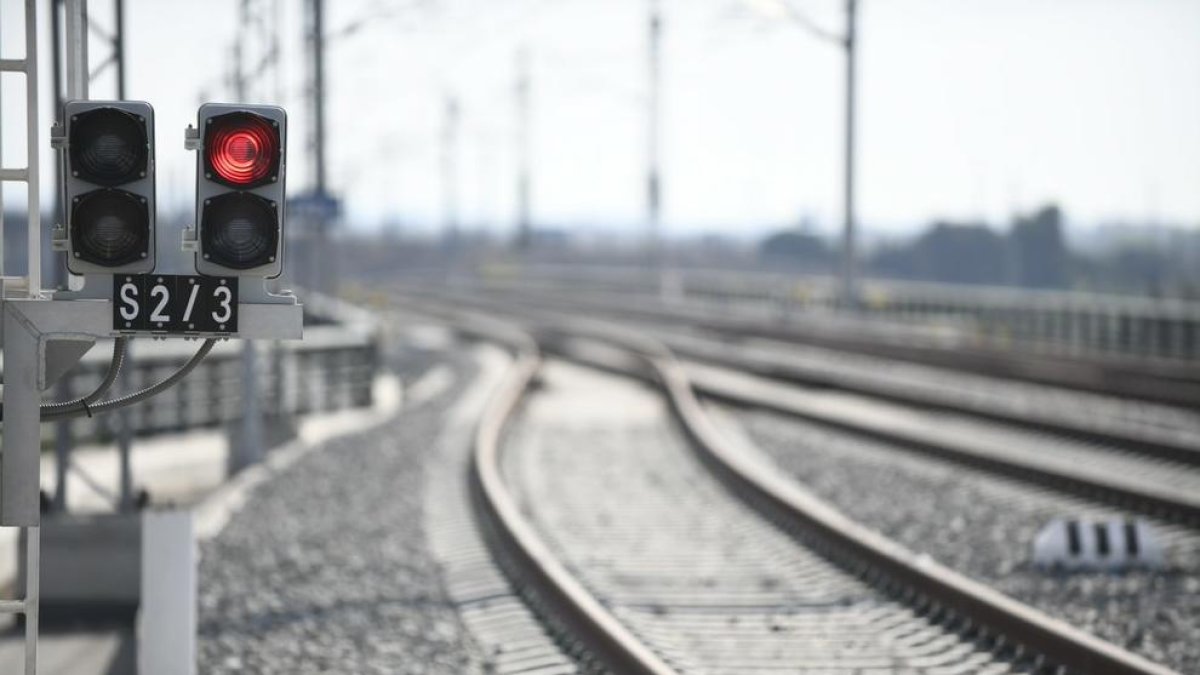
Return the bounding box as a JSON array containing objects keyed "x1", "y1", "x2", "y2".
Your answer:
[{"x1": 113, "y1": 274, "x2": 238, "y2": 334}]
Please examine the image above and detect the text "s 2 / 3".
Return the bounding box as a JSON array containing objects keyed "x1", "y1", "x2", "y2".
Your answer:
[{"x1": 113, "y1": 274, "x2": 239, "y2": 333}]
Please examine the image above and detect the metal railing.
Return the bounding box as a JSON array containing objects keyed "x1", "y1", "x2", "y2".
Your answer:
[
  {"x1": 477, "y1": 263, "x2": 1200, "y2": 362},
  {"x1": 10, "y1": 296, "x2": 380, "y2": 448}
]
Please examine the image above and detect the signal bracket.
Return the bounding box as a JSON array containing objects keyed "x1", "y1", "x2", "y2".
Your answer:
[
  {"x1": 181, "y1": 225, "x2": 198, "y2": 253},
  {"x1": 183, "y1": 124, "x2": 200, "y2": 151},
  {"x1": 49, "y1": 121, "x2": 65, "y2": 149},
  {"x1": 51, "y1": 224, "x2": 67, "y2": 251}
]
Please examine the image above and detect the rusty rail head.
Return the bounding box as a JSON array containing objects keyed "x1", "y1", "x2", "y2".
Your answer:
[
  {"x1": 468, "y1": 343, "x2": 680, "y2": 675},
  {"x1": 402, "y1": 293, "x2": 1179, "y2": 675},
  {"x1": 649, "y1": 354, "x2": 1179, "y2": 675}
]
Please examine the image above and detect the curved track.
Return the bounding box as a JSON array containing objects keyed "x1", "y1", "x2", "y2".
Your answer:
[
  {"x1": 461, "y1": 281, "x2": 1200, "y2": 409},
  {"x1": 454, "y1": 308, "x2": 1177, "y2": 675},
  {"x1": 416, "y1": 290, "x2": 1200, "y2": 527}
]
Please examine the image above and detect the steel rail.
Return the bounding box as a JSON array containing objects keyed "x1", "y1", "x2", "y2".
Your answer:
[
  {"x1": 438, "y1": 307, "x2": 679, "y2": 675},
  {"x1": 653, "y1": 332, "x2": 1200, "y2": 468},
  {"x1": 421, "y1": 286, "x2": 1200, "y2": 471},
  {"x1": 650, "y1": 348, "x2": 1176, "y2": 675},
  {"x1": 440, "y1": 285, "x2": 1200, "y2": 524},
  {"x1": 463, "y1": 282, "x2": 1200, "y2": 408},
  {"x1": 684, "y1": 365, "x2": 1200, "y2": 525},
  {"x1": 403, "y1": 294, "x2": 1178, "y2": 674},
  {"x1": 537, "y1": 323, "x2": 1178, "y2": 675}
]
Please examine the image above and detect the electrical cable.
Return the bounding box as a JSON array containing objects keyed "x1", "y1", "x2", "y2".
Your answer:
[
  {"x1": 39, "y1": 336, "x2": 129, "y2": 419},
  {"x1": 0, "y1": 336, "x2": 128, "y2": 422},
  {"x1": 41, "y1": 338, "x2": 219, "y2": 422}
]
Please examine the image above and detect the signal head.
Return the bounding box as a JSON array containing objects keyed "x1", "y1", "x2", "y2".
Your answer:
[
  {"x1": 200, "y1": 192, "x2": 279, "y2": 271},
  {"x1": 193, "y1": 103, "x2": 287, "y2": 279},
  {"x1": 62, "y1": 100, "x2": 155, "y2": 275},
  {"x1": 204, "y1": 111, "x2": 281, "y2": 189},
  {"x1": 70, "y1": 189, "x2": 151, "y2": 267},
  {"x1": 69, "y1": 107, "x2": 149, "y2": 186}
]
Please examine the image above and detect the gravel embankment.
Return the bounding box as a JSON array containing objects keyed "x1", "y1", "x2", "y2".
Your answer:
[
  {"x1": 198, "y1": 351, "x2": 483, "y2": 674},
  {"x1": 726, "y1": 407, "x2": 1200, "y2": 672}
]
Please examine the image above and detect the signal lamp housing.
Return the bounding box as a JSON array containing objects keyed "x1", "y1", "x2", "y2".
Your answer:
[
  {"x1": 70, "y1": 189, "x2": 151, "y2": 267},
  {"x1": 69, "y1": 107, "x2": 149, "y2": 186},
  {"x1": 60, "y1": 100, "x2": 156, "y2": 275},
  {"x1": 200, "y1": 192, "x2": 279, "y2": 270},
  {"x1": 204, "y1": 111, "x2": 281, "y2": 189},
  {"x1": 194, "y1": 103, "x2": 287, "y2": 279}
]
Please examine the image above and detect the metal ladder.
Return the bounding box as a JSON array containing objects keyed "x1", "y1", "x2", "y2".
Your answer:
[{"x1": 0, "y1": 0, "x2": 43, "y2": 671}]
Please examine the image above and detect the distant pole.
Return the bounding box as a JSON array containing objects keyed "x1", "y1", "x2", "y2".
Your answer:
[
  {"x1": 113, "y1": 0, "x2": 135, "y2": 510},
  {"x1": 50, "y1": 0, "x2": 70, "y2": 513},
  {"x1": 232, "y1": 0, "x2": 264, "y2": 476},
  {"x1": 442, "y1": 94, "x2": 460, "y2": 253},
  {"x1": 114, "y1": 0, "x2": 124, "y2": 98},
  {"x1": 839, "y1": 0, "x2": 858, "y2": 311},
  {"x1": 306, "y1": 0, "x2": 331, "y2": 293},
  {"x1": 515, "y1": 48, "x2": 532, "y2": 252},
  {"x1": 310, "y1": 0, "x2": 327, "y2": 197},
  {"x1": 647, "y1": 0, "x2": 662, "y2": 288}
]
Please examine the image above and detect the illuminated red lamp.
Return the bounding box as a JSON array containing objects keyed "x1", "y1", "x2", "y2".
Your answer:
[{"x1": 204, "y1": 111, "x2": 280, "y2": 188}]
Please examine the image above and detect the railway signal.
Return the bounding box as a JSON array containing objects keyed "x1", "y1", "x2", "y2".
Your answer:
[
  {"x1": 55, "y1": 100, "x2": 156, "y2": 275},
  {"x1": 192, "y1": 103, "x2": 287, "y2": 278}
]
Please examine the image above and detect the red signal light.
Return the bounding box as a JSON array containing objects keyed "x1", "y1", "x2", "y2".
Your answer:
[{"x1": 205, "y1": 112, "x2": 278, "y2": 187}]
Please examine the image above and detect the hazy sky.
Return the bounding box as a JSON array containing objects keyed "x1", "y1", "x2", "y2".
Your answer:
[{"x1": 3, "y1": 0, "x2": 1199, "y2": 240}]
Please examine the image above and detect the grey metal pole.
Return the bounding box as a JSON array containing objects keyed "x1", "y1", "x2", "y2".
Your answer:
[
  {"x1": 112, "y1": 0, "x2": 137, "y2": 510},
  {"x1": 117, "y1": 342, "x2": 135, "y2": 510},
  {"x1": 114, "y1": 0, "x2": 124, "y2": 99},
  {"x1": 64, "y1": 0, "x2": 86, "y2": 101},
  {"x1": 308, "y1": 0, "x2": 331, "y2": 293},
  {"x1": 50, "y1": 379, "x2": 71, "y2": 512},
  {"x1": 443, "y1": 94, "x2": 460, "y2": 253},
  {"x1": 647, "y1": 0, "x2": 662, "y2": 289},
  {"x1": 311, "y1": 0, "x2": 326, "y2": 197},
  {"x1": 839, "y1": 0, "x2": 858, "y2": 311},
  {"x1": 2, "y1": 312, "x2": 43, "y2": 527},
  {"x1": 50, "y1": 0, "x2": 70, "y2": 513},
  {"x1": 231, "y1": 0, "x2": 265, "y2": 476},
  {"x1": 515, "y1": 48, "x2": 531, "y2": 251},
  {"x1": 232, "y1": 344, "x2": 265, "y2": 474}
]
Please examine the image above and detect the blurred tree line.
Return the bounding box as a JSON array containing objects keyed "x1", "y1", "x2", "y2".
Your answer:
[{"x1": 759, "y1": 205, "x2": 1200, "y2": 299}]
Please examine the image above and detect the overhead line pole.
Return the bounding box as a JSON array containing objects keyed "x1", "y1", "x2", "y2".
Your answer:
[
  {"x1": 647, "y1": 0, "x2": 662, "y2": 293},
  {"x1": 515, "y1": 47, "x2": 531, "y2": 252},
  {"x1": 64, "y1": 0, "x2": 87, "y2": 101},
  {"x1": 839, "y1": 0, "x2": 858, "y2": 311},
  {"x1": 311, "y1": 0, "x2": 327, "y2": 196},
  {"x1": 759, "y1": 0, "x2": 860, "y2": 311},
  {"x1": 50, "y1": 0, "x2": 70, "y2": 513},
  {"x1": 231, "y1": 0, "x2": 265, "y2": 476},
  {"x1": 112, "y1": 0, "x2": 136, "y2": 511},
  {"x1": 114, "y1": 0, "x2": 125, "y2": 98},
  {"x1": 442, "y1": 94, "x2": 461, "y2": 254},
  {"x1": 304, "y1": 0, "x2": 333, "y2": 294}
]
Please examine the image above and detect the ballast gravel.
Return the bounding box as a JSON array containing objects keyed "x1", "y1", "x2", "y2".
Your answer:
[
  {"x1": 727, "y1": 406, "x2": 1200, "y2": 672},
  {"x1": 197, "y1": 352, "x2": 484, "y2": 674}
]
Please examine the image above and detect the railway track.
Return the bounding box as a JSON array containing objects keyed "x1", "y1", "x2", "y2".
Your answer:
[
  {"x1": 459, "y1": 282, "x2": 1200, "y2": 409},
  {"x1": 447, "y1": 305, "x2": 1178, "y2": 674},
  {"x1": 420, "y1": 285, "x2": 1200, "y2": 462},
  {"x1": 411, "y1": 290, "x2": 1200, "y2": 527}
]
